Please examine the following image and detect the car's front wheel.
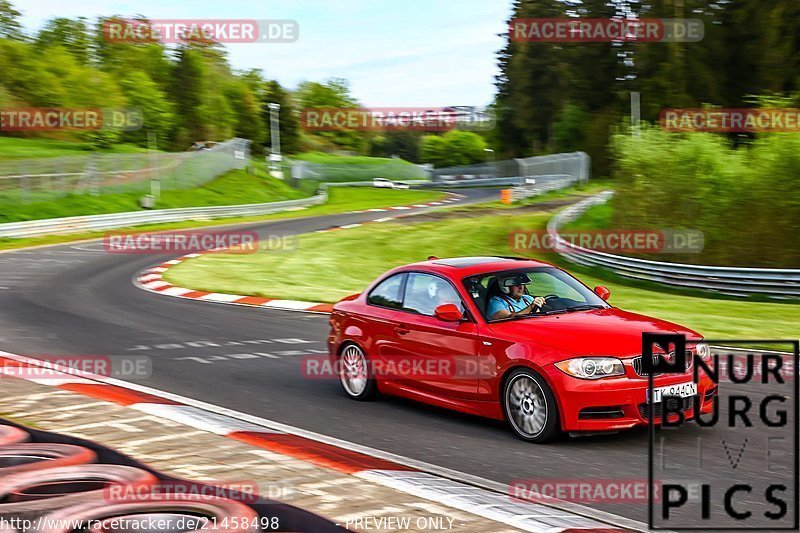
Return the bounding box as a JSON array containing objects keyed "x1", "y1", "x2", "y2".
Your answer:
[
  {"x1": 339, "y1": 343, "x2": 377, "y2": 401},
  {"x1": 502, "y1": 368, "x2": 561, "y2": 443}
]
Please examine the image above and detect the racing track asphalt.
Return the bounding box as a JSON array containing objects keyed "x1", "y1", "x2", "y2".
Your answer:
[{"x1": 0, "y1": 186, "x2": 795, "y2": 527}]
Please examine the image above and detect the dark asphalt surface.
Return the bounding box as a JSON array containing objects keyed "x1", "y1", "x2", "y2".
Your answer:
[{"x1": 0, "y1": 187, "x2": 796, "y2": 528}]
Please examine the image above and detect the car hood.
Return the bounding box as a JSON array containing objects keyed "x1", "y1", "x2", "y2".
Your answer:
[{"x1": 486, "y1": 307, "x2": 701, "y2": 357}]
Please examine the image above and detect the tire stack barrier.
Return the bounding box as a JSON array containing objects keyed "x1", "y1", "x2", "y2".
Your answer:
[
  {"x1": 0, "y1": 428, "x2": 28, "y2": 446},
  {"x1": 0, "y1": 465, "x2": 158, "y2": 521},
  {"x1": 0, "y1": 420, "x2": 346, "y2": 532}
]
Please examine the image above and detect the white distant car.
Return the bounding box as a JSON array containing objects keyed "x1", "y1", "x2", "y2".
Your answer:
[
  {"x1": 373, "y1": 178, "x2": 393, "y2": 188},
  {"x1": 391, "y1": 181, "x2": 410, "y2": 190}
]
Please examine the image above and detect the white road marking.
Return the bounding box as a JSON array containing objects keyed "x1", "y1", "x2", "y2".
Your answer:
[
  {"x1": 262, "y1": 300, "x2": 315, "y2": 310},
  {"x1": 142, "y1": 280, "x2": 171, "y2": 290},
  {"x1": 132, "y1": 404, "x2": 276, "y2": 435},
  {"x1": 160, "y1": 287, "x2": 193, "y2": 296},
  {"x1": 199, "y1": 293, "x2": 245, "y2": 302}
]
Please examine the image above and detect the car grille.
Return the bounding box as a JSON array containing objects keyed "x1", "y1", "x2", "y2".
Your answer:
[
  {"x1": 632, "y1": 350, "x2": 693, "y2": 376},
  {"x1": 638, "y1": 396, "x2": 694, "y2": 419}
]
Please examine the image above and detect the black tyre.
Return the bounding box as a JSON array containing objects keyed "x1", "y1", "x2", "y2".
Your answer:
[
  {"x1": 0, "y1": 464, "x2": 158, "y2": 519},
  {"x1": 502, "y1": 368, "x2": 561, "y2": 443},
  {"x1": 338, "y1": 343, "x2": 377, "y2": 401},
  {"x1": 0, "y1": 425, "x2": 29, "y2": 446},
  {"x1": 0, "y1": 444, "x2": 96, "y2": 476}
]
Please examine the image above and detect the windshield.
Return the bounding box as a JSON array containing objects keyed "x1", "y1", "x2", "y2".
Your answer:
[{"x1": 463, "y1": 267, "x2": 610, "y2": 322}]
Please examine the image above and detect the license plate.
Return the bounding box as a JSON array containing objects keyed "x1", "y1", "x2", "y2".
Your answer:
[{"x1": 647, "y1": 381, "x2": 697, "y2": 403}]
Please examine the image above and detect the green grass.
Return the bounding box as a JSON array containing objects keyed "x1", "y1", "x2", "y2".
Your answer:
[
  {"x1": 165, "y1": 207, "x2": 799, "y2": 342},
  {"x1": 0, "y1": 185, "x2": 445, "y2": 251},
  {"x1": 288, "y1": 151, "x2": 425, "y2": 182},
  {"x1": 0, "y1": 136, "x2": 151, "y2": 159},
  {"x1": 292, "y1": 151, "x2": 416, "y2": 166},
  {"x1": 0, "y1": 165, "x2": 307, "y2": 223},
  {"x1": 561, "y1": 202, "x2": 612, "y2": 230}
]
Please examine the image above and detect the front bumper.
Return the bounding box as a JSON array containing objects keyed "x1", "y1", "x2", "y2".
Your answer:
[{"x1": 546, "y1": 366, "x2": 718, "y2": 432}]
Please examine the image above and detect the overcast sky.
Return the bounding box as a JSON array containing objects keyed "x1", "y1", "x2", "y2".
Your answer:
[{"x1": 16, "y1": 0, "x2": 512, "y2": 107}]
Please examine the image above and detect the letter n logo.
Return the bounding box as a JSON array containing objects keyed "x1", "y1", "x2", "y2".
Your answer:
[{"x1": 643, "y1": 333, "x2": 686, "y2": 374}]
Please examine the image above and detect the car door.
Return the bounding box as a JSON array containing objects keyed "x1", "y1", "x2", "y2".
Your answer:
[
  {"x1": 362, "y1": 273, "x2": 407, "y2": 363},
  {"x1": 389, "y1": 272, "x2": 481, "y2": 400}
]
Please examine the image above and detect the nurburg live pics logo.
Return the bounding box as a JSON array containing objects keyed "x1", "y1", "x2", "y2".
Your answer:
[{"x1": 645, "y1": 333, "x2": 799, "y2": 530}]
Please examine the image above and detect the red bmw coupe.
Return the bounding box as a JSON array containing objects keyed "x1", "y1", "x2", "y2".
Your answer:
[{"x1": 327, "y1": 256, "x2": 716, "y2": 442}]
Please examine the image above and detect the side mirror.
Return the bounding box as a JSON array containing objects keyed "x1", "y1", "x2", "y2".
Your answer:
[
  {"x1": 340, "y1": 293, "x2": 361, "y2": 302},
  {"x1": 434, "y1": 303, "x2": 464, "y2": 322},
  {"x1": 594, "y1": 286, "x2": 611, "y2": 301}
]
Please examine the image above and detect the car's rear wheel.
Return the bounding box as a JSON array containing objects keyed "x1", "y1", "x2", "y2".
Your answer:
[
  {"x1": 339, "y1": 344, "x2": 377, "y2": 401},
  {"x1": 502, "y1": 368, "x2": 561, "y2": 443}
]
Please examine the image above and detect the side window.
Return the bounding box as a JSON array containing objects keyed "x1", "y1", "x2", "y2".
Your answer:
[
  {"x1": 367, "y1": 274, "x2": 405, "y2": 309},
  {"x1": 403, "y1": 273, "x2": 464, "y2": 316}
]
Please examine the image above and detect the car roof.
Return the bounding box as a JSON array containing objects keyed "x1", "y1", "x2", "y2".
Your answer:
[{"x1": 398, "y1": 256, "x2": 555, "y2": 278}]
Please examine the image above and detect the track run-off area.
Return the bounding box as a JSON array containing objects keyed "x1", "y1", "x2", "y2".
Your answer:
[{"x1": 0, "y1": 187, "x2": 795, "y2": 529}]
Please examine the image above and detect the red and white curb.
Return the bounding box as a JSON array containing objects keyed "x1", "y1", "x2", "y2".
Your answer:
[
  {"x1": 135, "y1": 257, "x2": 335, "y2": 314},
  {"x1": 0, "y1": 350, "x2": 638, "y2": 533},
  {"x1": 353, "y1": 194, "x2": 462, "y2": 214},
  {"x1": 135, "y1": 193, "x2": 465, "y2": 314}
]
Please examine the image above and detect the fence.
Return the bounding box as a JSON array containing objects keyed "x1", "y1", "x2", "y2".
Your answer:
[
  {"x1": 0, "y1": 138, "x2": 251, "y2": 205},
  {"x1": 0, "y1": 192, "x2": 327, "y2": 239},
  {"x1": 430, "y1": 152, "x2": 590, "y2": 183},
  {"x1": 289, "y1": 158, "x2": 429, "y2": 183},
  {"x1": 547, "y1": 191, "x2": 800, "y2": 298}
]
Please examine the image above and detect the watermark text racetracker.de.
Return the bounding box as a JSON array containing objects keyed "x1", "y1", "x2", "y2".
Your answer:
[
  {"x1": 300, "y1": 107, "x2": 495, "y2": 132},
  {"x1": 0, "y1": 355, "x2": 152, "y2": 380},
  {"x1": 102, "y1": 18, "x2": 298, "y2": 43},
  {"x1": 104, "y1": 230, "x2": 297, "y2": 254},
  {"x1": 510, "y1": 478, "x2": 663, "y2": 504},
  {"x1": 302, "y1": 354, "x2": 495, "y2": 381},
  {"x1": 103, "y1": 480, "x2": 290, "y2": 504},
  {"x1": 0, "y1": 108, "x2": 142, "y2": 131},
  {"x1": 510, "y1": 18, "x2": 704, "y2": 43},
  {"x1": 510, "y1": 229, "x2": 704, "y2": 254},
  {"x1": 661, "y1": 108, "x2": 800, "y2": 132}
]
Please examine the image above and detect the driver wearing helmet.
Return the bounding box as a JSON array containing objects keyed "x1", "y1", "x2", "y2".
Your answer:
[{"x1": 487, "y1": 274, "x2": 546, "y2": 320}]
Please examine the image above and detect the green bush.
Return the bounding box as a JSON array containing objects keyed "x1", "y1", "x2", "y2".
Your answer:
[{"x1": 610, "y1": 125, "x2": 800, "y2": 267}]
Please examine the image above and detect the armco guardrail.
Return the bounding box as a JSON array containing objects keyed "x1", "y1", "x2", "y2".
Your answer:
[
  {"x1": 0, "y1": 193, "x2": 327, "y2": 239},
  {"x1": 511, "y1": 175, "x2": 576, "y2": 201},
  {"x1": 547, "y1": 191, "x2": 800, "y2": 298}
]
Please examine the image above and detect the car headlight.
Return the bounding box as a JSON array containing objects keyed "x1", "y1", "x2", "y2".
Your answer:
[
  {"x1": 696, "y1": 342, "x2": 711, "y2": 361},
  {"x1": 555, "y1": 357, "x2": 625, "y2": 379}
]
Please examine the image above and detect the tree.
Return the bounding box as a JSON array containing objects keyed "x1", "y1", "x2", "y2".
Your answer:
[
  {"x1": 170, "y1": 46, "x2": 208, "y2": 146},
  {"x1": 295, "y1": 78, "x2": 365, "y2": 152},
  {"x1": 117, "y1": 70, "x2": 176, "y2": 145},
  {"x1": 225, "y1": 79, "x2": 264, "y2": 148},
  {"x1": 36, "y1": 17, "x2": 92, "y2": 64},
  {"x1": 0, "y1": 0, "x2": 23, "y2": 40},
  {"x1": 420, "y1": 130, "x2": 487, "y2": 167},
  {"x1": 369, "y1": 131, "x2": 421, "y2": 162},
  {"x1": 420, "y1": 135, "x2": 449, "y2": 167},
  {"x1": 442, "y1": 130, "x2": 487, "y2": 166}
]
